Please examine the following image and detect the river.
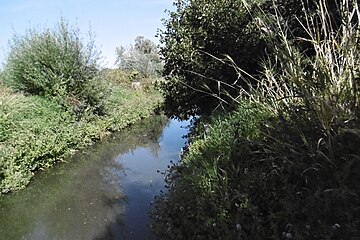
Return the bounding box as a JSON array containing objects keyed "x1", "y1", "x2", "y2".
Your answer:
[{"x1": 0, "y1": 116, "x2": 190, "y2": 240}]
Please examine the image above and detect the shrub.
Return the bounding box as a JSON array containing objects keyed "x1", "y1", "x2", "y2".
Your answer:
[
  {"x1": 102, "y1": 68, "x2": 142, "y2": 88},
  {"x1": 0, "y1": 82, "x2": 163, "y2": 194},
  {"x1": 2, "y1": 18, "x2": 108, "y2": 118}
]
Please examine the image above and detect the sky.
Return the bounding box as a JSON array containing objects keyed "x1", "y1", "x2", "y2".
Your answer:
[{"x1": 0, "y1": 0, "x2": 174, "y2": 68}]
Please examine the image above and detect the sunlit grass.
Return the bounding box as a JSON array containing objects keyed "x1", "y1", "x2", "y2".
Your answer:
[{"x1": 0, "y1": 81, "x2": 163, "y2": 194}]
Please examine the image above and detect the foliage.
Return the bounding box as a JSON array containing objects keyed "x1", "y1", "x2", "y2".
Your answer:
[
  {"x1": 2, "y1": 18, "x2": 108, "y2": 118},
  {"x1": 102, "y1": 68, "x2": 160, "y2": 91},
  {"x1": 0, "y1": 81, "x2": 163, "y2": 194},
  {"x1": 102, "y1": 68, "x2": 134, "y2": 87},
  {"x1": 151, "y1": 0, "x2": 360, "y2": 239},
  {"x1": 115, "y1": 36, "x2": 163, "y2": 79},
  {"x1": 260, "y1": 0, "x2": 341, "y2": 56},
  {"x1": 254, "y1": 0, "x2": 360, "y2": 122},
  {"x1": 151, "y1": 102, "x2": 270, "y2": 239},
  {"x1": 158, "y1": 0, "x2": 343, "y2": 120},
  {"x1": 152, "y1": 104, "x2": 360, "y2": 239},
  {"x1": 159, "y1": 0, "x2": 267, "y2": 119}
]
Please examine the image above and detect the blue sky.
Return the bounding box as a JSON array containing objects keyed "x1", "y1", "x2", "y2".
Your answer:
[{"x1": 0, "y1": 0, "x2": 174, "y2": 68}]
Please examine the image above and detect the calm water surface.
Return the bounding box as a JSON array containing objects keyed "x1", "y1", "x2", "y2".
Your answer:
[{"x1": 0, "y1": 116, "x2": 190, "y2": 240}]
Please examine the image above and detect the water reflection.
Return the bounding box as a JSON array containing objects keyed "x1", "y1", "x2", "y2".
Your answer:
[{"x1": 0, "y1": 116, "x2": 189, "y2": 240}]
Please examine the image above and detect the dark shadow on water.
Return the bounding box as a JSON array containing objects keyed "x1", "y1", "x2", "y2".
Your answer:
[{"x1": 0, "y1": 116, "x2": 190, "y2": 240}]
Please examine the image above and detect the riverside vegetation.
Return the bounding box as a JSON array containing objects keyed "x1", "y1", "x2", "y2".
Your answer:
[
  {"x1": 0, "y1": 19, "x2": 163, "y2": 194},
  {"x1": 151, "y1": 0, "x2": 360, "y2": 239}
]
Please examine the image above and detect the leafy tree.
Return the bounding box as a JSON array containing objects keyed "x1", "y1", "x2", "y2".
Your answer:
[
  {"x1": 159, "y1": 0, "x2": 267, "y2": 119},
  {"x1": 115, "y1": 36, "x2": 163, "y2": 79},
  {"x1": 3, "y1": 18, "x2": 108, "y2": 118}
]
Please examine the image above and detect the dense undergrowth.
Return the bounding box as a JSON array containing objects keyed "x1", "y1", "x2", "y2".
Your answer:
[
  {"x1": 151, "y1": 0, "x2": 360, "y2": 239},
  {"x1": 0, "y1": 81, "x2": 162, "y2": 194},
  {"x1": 0, "y1": 19, "x2": 163, "y2": 194},
  {"x1": 152, "y1": 101, "x2": 360, "y2": 239}
]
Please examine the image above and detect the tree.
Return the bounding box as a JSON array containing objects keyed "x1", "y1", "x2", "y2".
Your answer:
[
  {"x1": 159, "y1": 0, "x2": 267, "y2": 119},
  {"x1": 115, "y1": 36, "x2": 163, "y2": 79}
]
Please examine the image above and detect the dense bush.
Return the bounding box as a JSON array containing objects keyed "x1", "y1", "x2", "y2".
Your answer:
[
  {"x1": 0, "y1": 22, "x2": 165, "y2": 193},
  {"x1": 2, "y1": 18, "x2": 108, "y2": 118},
  {"x1": 159, "y1": 0, "x2": 267, "y2": 119},
  {"x1": 159, "y1": 0, "x2": 343, "y2": 120},
  {"x1": 102, "y1": 68, "x2": 135, "y2": 87}
]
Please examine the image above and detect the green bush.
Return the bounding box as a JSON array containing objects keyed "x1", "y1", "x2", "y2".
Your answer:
[
  {"x1": 2, "y1": 18, "x2": 108, "y2": 118},
  {"x1": 159, "y1": 0, "x2": 267, "y2": 119},
  {"x1": 158, "y1": 0, "x2": 342, "y2": 120}
]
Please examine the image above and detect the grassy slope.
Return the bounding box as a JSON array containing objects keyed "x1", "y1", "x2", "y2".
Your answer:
[
  {"x1": 151, "y1": 102, "x2": 269, "y2": 239},
  {"x1": 0, "y1": 82, "x2": 162, "y2": 194},
  {"x1": 152, "y1": 102, "x2": 360, "y2": 239}
]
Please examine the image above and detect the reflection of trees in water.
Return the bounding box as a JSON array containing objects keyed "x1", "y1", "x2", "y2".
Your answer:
[
  {"x1": 115, "y1": 115, "x2": 169, "y2": 159},
  {"x1": 148, "y1": 140, "x2": 161, "y2": 158},
  {"x1": 0, "y1": 115, "x2": 169, "y2": 240}
]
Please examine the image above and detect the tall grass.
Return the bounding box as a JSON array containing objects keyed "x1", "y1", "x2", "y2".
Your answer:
[
  {"x1": 151, "y1": 0, "x2": 360, "y2": 239},
  {"x1": 251, "y1": 0, "x2": 360, "y2": 125}
]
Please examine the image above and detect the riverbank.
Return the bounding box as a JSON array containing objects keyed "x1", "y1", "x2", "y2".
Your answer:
[
  {"x1": 150, "y1": 0, "x2": 360, "y2": 238},
  {"x1": 0, "y1": 79, "x2": 163, "y2": 194},
  {"x1": 0, "y1": 115, "x2": 189, "y2": 240},
  {"x1": 151, "y1": 98, "x2": 360, "y2": 239}
]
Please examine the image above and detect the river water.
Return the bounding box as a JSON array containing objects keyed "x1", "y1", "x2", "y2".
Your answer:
[{"x1": 0, "y1": 116, "x2": 190, "y2": 240}]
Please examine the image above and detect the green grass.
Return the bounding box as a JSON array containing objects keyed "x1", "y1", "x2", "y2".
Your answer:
[
  {"x1": 151, "y1": 101, "x2": 269, "y2": 239},
  {"x1": 152, "y1": 97, "x2": 360, "y2": 239},
  {"x1": 0, "y1": 82, "x2": 162, "y2": 194},
  {"x1": 151, "y1": 0, "x2": 360, "y2": 239}
]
